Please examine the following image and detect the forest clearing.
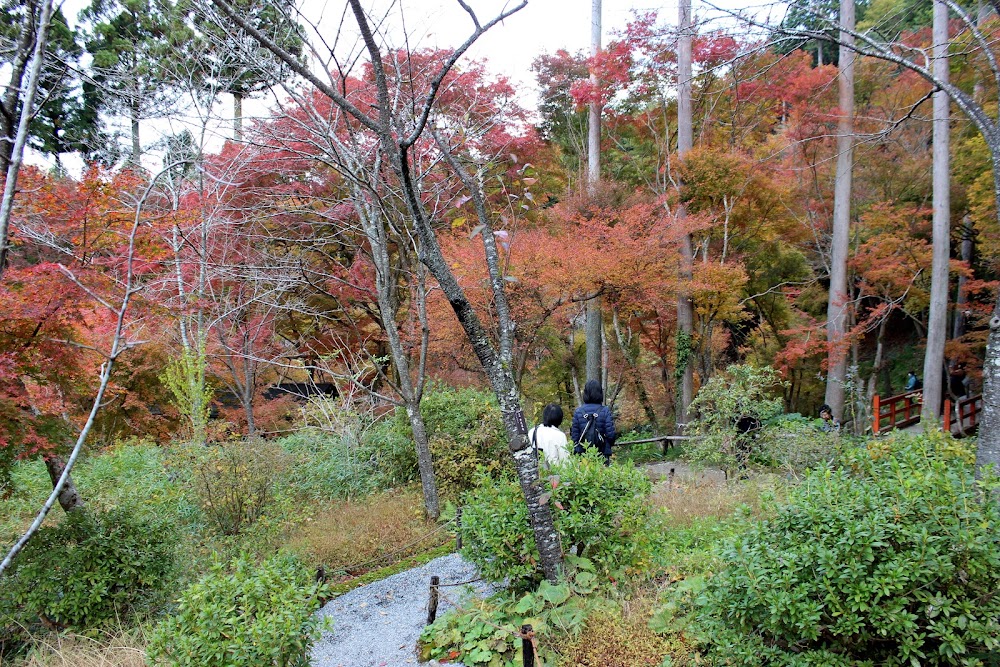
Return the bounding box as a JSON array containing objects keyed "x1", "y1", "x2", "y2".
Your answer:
[{"x1": 1, "y1": 0, "x2": 1000, "y2": 664}]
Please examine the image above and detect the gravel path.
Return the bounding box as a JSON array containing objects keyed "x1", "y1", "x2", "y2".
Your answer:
[{"x1": 311, "y1": 553, "x2": 493, "y2": 667}]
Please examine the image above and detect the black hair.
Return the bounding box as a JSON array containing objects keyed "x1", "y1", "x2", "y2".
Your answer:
[
  {"x1": 582, "y1": 379, "x2": 604, "y2": 405},
  {"x1": 819, "y1": 404, "x2": 832, "y2": 416},
  {"x1": 542, "y1": 403, "x2": 563, "y2": 427}
]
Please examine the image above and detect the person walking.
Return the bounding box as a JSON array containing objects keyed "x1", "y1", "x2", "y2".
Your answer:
[
  {"x1": 571, "y1": 380, "x2": 616, "y2": 464},
  {"x1": 527, "y1": 403, "x2": 569, "y2": 466}
]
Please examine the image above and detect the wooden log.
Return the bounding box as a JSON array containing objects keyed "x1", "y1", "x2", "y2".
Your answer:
[{"x1": 521, "y1": 624, "x2": 534, "y2": 667}]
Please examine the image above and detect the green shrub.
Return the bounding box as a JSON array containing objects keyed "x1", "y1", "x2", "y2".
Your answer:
[
  {"x1": 659, "y1": 431, "x2": 1000, "y2": 666},
  {"x1": 363, "y1": 384, "x2": 509, "y2": 494},
  {"x1": 146, "y1": 553, "x2": 327, "y2": 667},
  {"x1": 459, "y1": 452, "x2": 659, "y2": 587},
  {"x1": 181, "y1": 438, "x2": 288, "y2": 535},
  {"x1": 684, "y1": 364, "x2": 784, "y2": 473},
  {"x1": 277, "y1": 429, "x2": 381, "y2": 500},
  {"x1": 0, "y1": 509, "x2": 175, "y2": 642}
]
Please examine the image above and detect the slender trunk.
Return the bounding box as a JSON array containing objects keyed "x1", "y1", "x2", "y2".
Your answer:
[
  {"x1": 613, "y1": 310, "x2": 658, "y2": 428},
  {"x1": 953, "y1": 216, "x2": 973, "y2": 339},
  {"x1": 866, "y1": 316, "x2": 889, "y2": 429},
  {"x1": 824, "y1": 0, "x2": 855, "y2": 421},
  {"x1": 234, "y1": 92, "x2": 244, "y2": 142},
  {"x1": 0, "y1": 0, "x2": 54, "y2": 276},
  {"x1": 585, "y1": 0, "x2": 603, "y2": 384},
  {"x1": 676, "y1": 0, "x2": 695, "y2": 433},
  {"x1": 131, "y1": 106, "x2": 141, "y2": 167},
  {"x1": 44, "y1": 455, "x2": 84, "y2": 513},
  {"x1": 923, "y1": 0, "x2": 950, "y2": 421},
  {"x1": 358, "y1": 193, "x2": 439, "y2": 519}
]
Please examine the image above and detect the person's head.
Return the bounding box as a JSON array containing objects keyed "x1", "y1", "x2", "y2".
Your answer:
[
  {"x1": 542, "y1": 403, "x2": 563, "y2": 428},
  {"x1": 819, "y1": 404, "x2": 833, "y2": 420},
  {"x1": 582, "y1": 379, "x2": 604, "y2": 405},
  {"x1": 908, "y1": 370, "x2": 916, "y2": 377}
]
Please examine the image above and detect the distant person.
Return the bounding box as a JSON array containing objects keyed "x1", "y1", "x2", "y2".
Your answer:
[
  {"x1": 905, "y1": 371, "x2": 921, "y2": 391},
  {"x1": 528, "y1": 403, "x2": 569, "y2": 466},
  {"x1": 818, "y1": 404, "x2": 840, "y2": 433},
  {"x1": 571, "y1": 380, "x2": 616, "y2": 464},
  {"x1": 949, "y1": 363, "x2": 969, "y2": 400}
]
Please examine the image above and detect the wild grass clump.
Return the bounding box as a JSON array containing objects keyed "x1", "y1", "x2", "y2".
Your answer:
[
  {"x1": 9, "y1": 628, "x2": 147, "y2": 667},
  {"x1": 285, "y1": 488, "x2": 444, "y2": 573}
]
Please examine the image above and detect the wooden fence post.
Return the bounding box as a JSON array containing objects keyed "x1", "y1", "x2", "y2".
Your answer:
[
  {"x1": 521, "y1": 624, "x2": 534, "y2": 667},
  {"x1": 427, "y1": 576, "x2": 439, "y2": 625},
  {"x1": 455, "y1": 507, "x2": 463, "y2": 550}
]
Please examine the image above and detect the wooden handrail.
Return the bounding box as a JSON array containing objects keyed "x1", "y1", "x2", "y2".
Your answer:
[{"x1": 872, "y1": 389, "x2": 923, "y2": 434}]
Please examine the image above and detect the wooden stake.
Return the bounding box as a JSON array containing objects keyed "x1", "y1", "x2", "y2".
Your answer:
[{"x1": 427, "y1": 575, "x2": 440, "y2": 625}]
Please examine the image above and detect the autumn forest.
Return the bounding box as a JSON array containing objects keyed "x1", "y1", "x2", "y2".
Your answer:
[{"x1": 2, "y1": 0, "x2": 1000, "y2": 664}]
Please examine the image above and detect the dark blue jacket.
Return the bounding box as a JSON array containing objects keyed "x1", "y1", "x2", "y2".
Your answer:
[{"x1": 571, "y1": 403, "x2": 615, "y2": 453}]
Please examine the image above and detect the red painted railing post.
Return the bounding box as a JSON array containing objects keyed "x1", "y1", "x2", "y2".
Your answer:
[
  {"x1": 943, "y1": 399, "x2": 952, "y2": 433},
  {"x1": 873, "y1": 395, "x2": 881, "y2": 434}
]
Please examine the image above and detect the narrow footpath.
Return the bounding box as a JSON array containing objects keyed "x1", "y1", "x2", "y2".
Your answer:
[{"x1": 311, "y1": 552, "x2": 492, "y2": 667}]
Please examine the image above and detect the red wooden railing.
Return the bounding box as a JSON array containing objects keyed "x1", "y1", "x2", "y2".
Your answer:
[
  {"x1": 943, "y1": 395, "x2": 983, "y2": 434},
  {"x1": 873, "y1": 390, "x2": 923, "y2": 434},
  {"x1": 872, "y1": 389, "x2": 982, "y2": 435}
]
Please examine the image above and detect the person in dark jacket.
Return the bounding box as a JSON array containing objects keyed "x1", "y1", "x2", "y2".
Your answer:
[{"x1": 571, "y1": 380, "x2": 616, "y2": 464}]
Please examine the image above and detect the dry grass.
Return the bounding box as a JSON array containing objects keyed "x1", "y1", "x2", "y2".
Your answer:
[
  {"x1": 558, "y1": 596, "x2": 682, "y2": 667},
  {"x1": 650, "y1": 476, "x2": 778, "y2": 528},
  {"x1": 286, "y1": 487, "x2": 448, "y2": 574},
  {"x1": 11, "y1": 631, "x2": 146, "y2": 667}
]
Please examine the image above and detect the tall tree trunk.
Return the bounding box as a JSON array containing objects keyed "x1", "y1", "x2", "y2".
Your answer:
[
  {"x1": 824, "y1": 0, "x2": 855, "y2": 421},
  {"x1": 584, "y1": 0, "x2": 602, "y2": 385},
  {"x1": 979, "y1": 294, "x2": 1000, "y2": 484},
  {"x1": 676, "y1": 0, "x2": 695, "y2": 432},
  {"x1": 131, "y1": 108, "x2": 141, "y2": 166},
  {"x1": 923, "y1": 0, "x2": 950, "y2": 421}
]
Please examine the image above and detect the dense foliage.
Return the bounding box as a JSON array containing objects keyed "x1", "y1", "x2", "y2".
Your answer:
[
  {"x1": 459, "y1": 452, "x2": 660, "y2": 587},
  {"x1": 0, "y1": 508, "x2": 176, "y2": 654},
  {"x1": 146, "y1": 553, "x2": 326, "y2": 667},
  {"x1": 657, "y1": 432, "x2": 1000, "y2": 665}
]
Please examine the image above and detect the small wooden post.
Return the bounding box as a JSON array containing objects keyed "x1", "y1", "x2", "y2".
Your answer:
[
  {"x1": 943, "y1": 399, "x2": 952, "y2": 433},
  {"x1": 521, "y1": 624, "x2": 535, "y2": 667},
  {"x1": 427, "y1": 576, "x2": 440, "y2": 625},
  {"x1": 668, "y1": 467, "x2": 675, "y2": 489},
  {"x1": 455, "y1": 507, "x2": 463, "y2": 550},
  {"x1": 873, "y1": 395, "x2": 881, "y2": 434}
]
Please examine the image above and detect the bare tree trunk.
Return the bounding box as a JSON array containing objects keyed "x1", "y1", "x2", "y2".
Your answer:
[
  {"x1": 0, "y1": 0, "x2": 54, "y2": 277},
  {"x1": 676, "y1": 0, "x2": 695, "y2": 432},
  {"x1": 824, "y1": 0, "x2": 855, "y2": 421},
  {"x1": 44, "y1": 456, "x2": 84, "y2": 512},
  {"x1": 584, "y1": 0, "x2": 602, "y2": 385},
  {"x1": 923, "y1": 0, "x2": 951, "y2": 421}
]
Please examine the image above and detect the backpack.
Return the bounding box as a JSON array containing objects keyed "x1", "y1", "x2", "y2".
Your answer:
[{"x1": 574, "y1": 411, "x2": 607, "y2": 454}]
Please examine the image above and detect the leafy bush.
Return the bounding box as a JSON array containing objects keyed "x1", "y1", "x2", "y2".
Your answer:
[
  {"x1": 658, "y1": 431, "x2": 1000, "y2": 666},
  {"x1": 277, "y1": 429, "x2": 381, "y2": 500},
  {"x1": 459, "y1": 452, "x2": 659, "y2": 586},
  {"x1": 684, "y1": 364, "x2": 784, "y2": 473},
  {"x1": 182, "y1": 438, "x2": 288, "y2": 535},
  {"x1": 0, "y1": 509, "x2": 175, "y2": 645},
  {"x1": 363, "y1": 384, "x2": 509, "y2": 494},
  {"x1": 146, "y1": 553, "x2": 327, "y2": 667}
]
